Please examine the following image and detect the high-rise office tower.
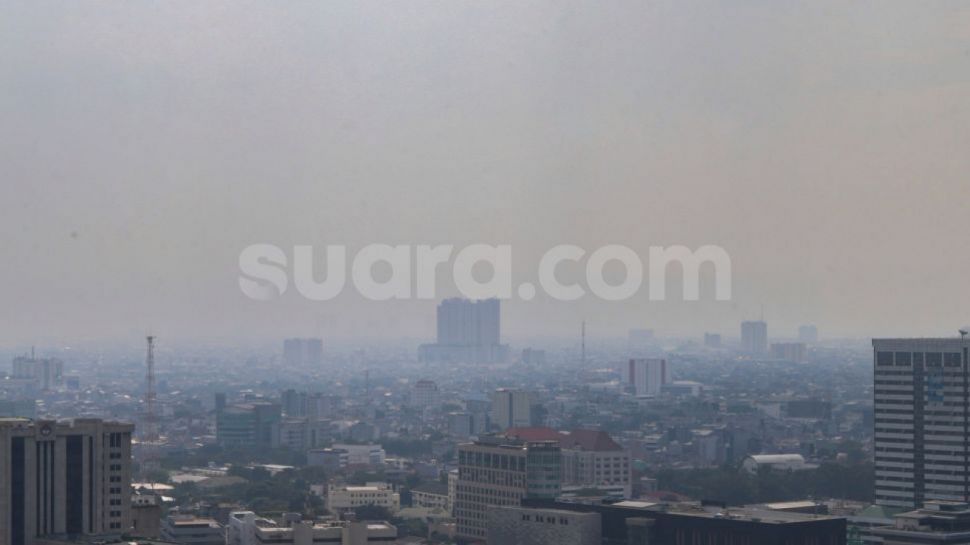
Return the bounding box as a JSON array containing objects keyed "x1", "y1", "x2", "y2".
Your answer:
[
  {"x1": 455, "y1": 435, "x2": 561, "y2": 541},
  {"x1": 282, "y1": 338, "x2": 323, "y2": 366},
  {"x1": 0, "y1": 418, "x2": 134, "y2": 545},
  {"x1": 628, "y1": 358, "x2": 667, "y2": 396},
  {"x1": 491, "y1": 389, "x2": 538, "y2": 430},
  {"x1": 741, "y1": 321, "x2": 768, "y2": 354},
  {"x1": 12, "y1": 356, "x2": 64, "y2": 391},
  {"x1": 418, "y1": 298, "x2": 509, "y2": 363},
  {"x1": 873, "y1": 338, "x2": 970, "y2": 508}
]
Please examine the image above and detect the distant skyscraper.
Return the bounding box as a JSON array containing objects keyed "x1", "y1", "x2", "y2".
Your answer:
[
  {"x1": 741, "y1": 321, "x2": 768, "y2": 354},
  {"x1": 282, "y1": 338, "x2": 323, "y2": 366},
  {"x1": 799, "y1": 324, "x2": 819, "y2": 344},
  {"x1": 704, "y1": 333, "x2": 722, "y2": 348},
  {"x1": 873, "y1": 338, "x2": 970, "y2": 508},
  {"x1": 771, "y1": 342, "x2": 807, "y2": 363},
  {"x1": 12, "y1": 355, "x2": 63, "y2": 391},
  {"x1": 418, "y1": 298, "x2": 509, "y2": 363},
  {"x1": 0, "y1": 418, "x2": 134, "y2": 542},
  {"x1": 628, "y1": 358, "x2": 667, "y2": 396}
]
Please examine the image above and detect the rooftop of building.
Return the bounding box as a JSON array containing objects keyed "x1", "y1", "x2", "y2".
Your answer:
[
  {"x1": 744, "y1": 454, "x2": 806, "y2": 463},
  {"x1": 0, "y1": 417, "x2": 133, "y2": 430},
  {"x1": 525, "y1": 499, "x2": 843, "y2": 526},
  {"x1": 872, "y1": 337, "x2": 969, "y2": 348},
  {"x1": 411, "y1": 482, "x2": 449, "y2": 496},
  {"x1": 164, "y1": 515, "x2": 222, "y2": 528},
  {"x1": 503, "y1": 427, "x2": 623, "y2": 451}
]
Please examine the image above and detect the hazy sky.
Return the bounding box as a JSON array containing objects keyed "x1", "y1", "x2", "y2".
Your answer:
[{"x1": 2, "y1": 1, "x2": 970, "y2": 346}]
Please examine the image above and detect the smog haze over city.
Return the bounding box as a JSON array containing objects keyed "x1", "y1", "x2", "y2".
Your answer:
[
  {"x1": 3, "y1": 1, "x2": 970, "y2": 348},
  {"x1": 2, "y1": 3, "x2": 970, "y2": 545}
]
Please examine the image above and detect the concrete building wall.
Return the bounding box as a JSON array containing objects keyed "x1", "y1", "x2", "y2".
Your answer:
[{"x1": 487, "y1": 506, "x2": 600, "y2": 545}]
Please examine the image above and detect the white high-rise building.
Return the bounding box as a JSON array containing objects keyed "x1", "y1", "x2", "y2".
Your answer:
[
  {"x1": 628, "y1": 358, "x2": 667, "y2": 396},
  {"x1": 741, "y1": 321, "x2": 768, "y2": 354},
  {"x1": 418, "y1": 298, "x2": 509, "y2": 363},
  {"x1": 873, "y1": 338, "x2": 970, "y2": 508}
]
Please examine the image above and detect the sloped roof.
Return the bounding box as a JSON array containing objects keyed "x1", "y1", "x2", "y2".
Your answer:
[{"x1": 560, "y1": 430, "x2": 623, "y2": 451}]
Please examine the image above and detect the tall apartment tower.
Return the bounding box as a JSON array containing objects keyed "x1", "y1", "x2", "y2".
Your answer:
[
  {"x1": 0, "y1": 418, "x2": 134, "y2": 545},
  {"x1": 455, "y1": 436, "x2": 561, "y2": 541},
  {"x1": 418, "y1": 298, "x2": 509, "y2": 363},
  {"x1": 741, "y1": 321, "x2": 768, "y2": 354},
  {"x1": 873, "y1": 338, "x2": 970, "y2": 508},
  {"x1": 282, "y1": 338, "x2": 323, "y2": 366},
  {"x1": 12, "y1": 356, "x2": 64, "y2": 391},
  {"x1": 628, "y1": 358, "x2": 667, "y2": 396}
]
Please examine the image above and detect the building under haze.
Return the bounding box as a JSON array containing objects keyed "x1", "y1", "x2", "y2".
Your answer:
[
  {"x1": 770, "y1": 342, "x2": 807, "y2": 363},
  {"x1": 873, "y1": 338, "x2": 970, "y2": 508},
  {"x1": 216, "y1": 401, "x2": 282, "y2": 448},
  {"x1": 741, "y1": 321, "x2": 768, "y2": 354},
  {"x1": 628, "y1": 358, "x2": 668, "y2": 397},
  {"x1": 282, "y1": 338, "x2": 323, "y2": 367},
  {"x1": 418, "y1": 298, "x2": 509, "y2": 364},
  {"x1": 0, "y1": 418, "x2": 133, "y2": 545},
  {"x1": 12, "y1": 356, "x2": 63, "y2": 391}
]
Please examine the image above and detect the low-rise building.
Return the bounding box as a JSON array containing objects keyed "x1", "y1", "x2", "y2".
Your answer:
[
  {"x1": 161, "y1": 515, "x2": 225, "y2": 545},
  {"x1": 307, "y1": 448, "x2": 349, "y2": 471},
  {"x1": 411, "y1": 482, "x2": 450, "y2": 512},
  {"x1": 331, "y1": 443, "x2": 386, "y2": 466},
  {"x1": 228, "y1": 511, "x2": 396, "y2": 545},
  {"x1": 869, "y1": 501, "x2": 970, "y2": 544},
  {"x1": 487, "y1": 505, "x2": 601, "y2": 545},
  {"x1": 325, "y1": 483, "x2": 400, "y2": 514},
  {"x1": 740, "y1": 454, "x2": 813, "y2": 474}
]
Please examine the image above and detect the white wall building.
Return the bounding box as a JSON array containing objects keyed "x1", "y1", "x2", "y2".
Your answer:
[
  {"x1": 228, "y1": 511, "x2": 396, "y2": 545},
  {"x1": 331, "y1": 443, "x2": 386, "y2": 466},
  {"x1": 325, "y1": 483, "x2": 400, "y2": 514},
  {"x1": 628, "y1": 358, "x2": 667, "y2": 397},
  {"x1": 741, "y1": 454, "x2": 811, "y2": 475}
]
